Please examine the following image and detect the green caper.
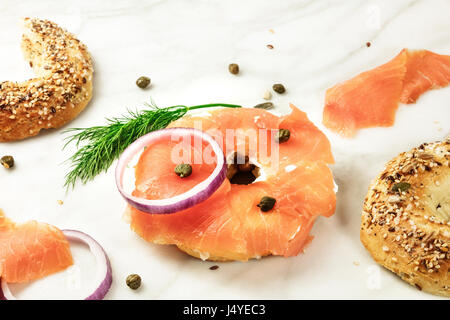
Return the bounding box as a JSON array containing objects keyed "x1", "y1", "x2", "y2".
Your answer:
[
  {"x1": 257, "y1": 196, "x2": 276, "y2": 212},
  {"x1": 228, "y1": 63, "x2": 239, "y2": 75},
  {"x1": 275, "y1": 129, "x2": 290, "y2": 143},
  {"x1": 136, "y1": 76, "x2": 151, "y2": 89},
  {"x1": 253, "y1": 102, "x2": 274, "y2": 110},
  {"x1": 1, "y1": 156, "x2": 14, "y2": 169},
  {"x1": 391, "y1": 182, "x2": 411, "y2": 193},
  {"x1": 126, "y1": 274, "x2": 142, "y2": 290},
  {"x1": 175, "y1": 163, "x2": 192, "y2": 178},
  {"x1": 272, "y1": 83, "x2": 286, "y2": 94}
]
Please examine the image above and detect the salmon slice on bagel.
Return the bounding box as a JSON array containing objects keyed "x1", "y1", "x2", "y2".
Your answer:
[{"x1": 124, "y1": 105, "x2": 337, "y2": 262}]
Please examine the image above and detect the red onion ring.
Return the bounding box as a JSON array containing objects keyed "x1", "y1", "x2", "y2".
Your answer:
[
  {"x1": 115, "y1": 127, "x2": 226, "y2": 214},
  {"x1": 0, "y1": 229, "x2": 112, "y2": 300}
]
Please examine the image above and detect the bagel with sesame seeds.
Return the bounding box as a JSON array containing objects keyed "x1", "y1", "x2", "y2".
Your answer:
[
  {"x1": 361, "y1": 139, "x2": 450, "y2": 297},
  {"x1": 0, "y1": 18, "x2": 93, "y2": 142}
]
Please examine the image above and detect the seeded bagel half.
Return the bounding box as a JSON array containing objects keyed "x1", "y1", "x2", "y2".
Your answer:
[
  {"x1": 361, "y1": 139, "x2": 450, "y2": 297},
  {"x1": 0, "y1": 18, "x2": 93, "y2": 142}
]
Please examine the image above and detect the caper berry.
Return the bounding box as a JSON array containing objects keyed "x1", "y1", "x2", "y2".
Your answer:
[
  {"x1": 126, "y1": 274, "x2": 142, "y2": 290},
  {"x1": 228, "y1": 63, "x2": 239, "y2": 75},
  {"x1": 391, "y1": 182, "x2": 411, "y2": 193},
  {"x1": 175, "y1": 163, "x2": 192, "y2": 178},
  {"x1": 1, "y1": 156, "x2": 14, "y2": 169},
  {"x1": 275, "y1": 129, "x2": 290, "y2": 143},
  {"x1": 257, "y1": 196, "x2": 276, "y2": 212},
  {"x1": 136, "y1": 76, "x2": 151, "y2": 89},
  {"x1": 254, "y1": 102, "x2": 274, "y2": 110},
  {"x1": 272, "y1": 83, "x2": 286, "y2": 94}
]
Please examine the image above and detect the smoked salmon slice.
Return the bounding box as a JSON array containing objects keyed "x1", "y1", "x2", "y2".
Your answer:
[
  {"x1": 0, "y1": 210, "x2": 73, "y2": 283},
  {"x1": 323, "y1": 49, "x2": 450, "y2": 137},
  {"x1": 126, "y1": 105, "x2": 336, "y2": 261}
]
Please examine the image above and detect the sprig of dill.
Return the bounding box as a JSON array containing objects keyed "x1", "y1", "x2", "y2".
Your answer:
[{"x1": 63, "y1": 101, "x2": 241, "y2": 190}]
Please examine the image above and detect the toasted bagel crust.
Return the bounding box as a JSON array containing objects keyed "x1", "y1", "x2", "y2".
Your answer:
[
  {"x1": 361, "y1": 140, "x2": 450, "y2": 297},
  {"x1": 0, "y1": 18, "x2": 93, "y2": 142}
]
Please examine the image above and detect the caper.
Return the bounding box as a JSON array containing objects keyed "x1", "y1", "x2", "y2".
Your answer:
[
  {"x1": 272, "y1": 83, "x2": 286, "y2": 94},
  {"x1": 275, "y1": 129, "x2": 290, "y2": 143},
  {"x1": 228, "y1": 63, "x2": 239, "y2": 75},
  {"x1": 175, "y1": 163, "x2": 192, "y2": 178},
  {"x1": 136, "y1": 76, "x2": 151, "y2": 89},
  {"x1": 391, "y1": 182, "x2": 411, "y2": 193},
  {"x1": 257, "y1": 196, "x2": 276, "y2": 212},
  {"x1": 126, "y1": 274, "x2": 142, "y2": 290},
  {"x1": 1, "y1": 156, "x2": 14, "y2": 169},
  {"x1": 254, "y1": 102, "x2": 274, "y2": 110}
]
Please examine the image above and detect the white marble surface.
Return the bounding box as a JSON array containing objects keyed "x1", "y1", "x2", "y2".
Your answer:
[{"x1": 0, "y1": 0, "x2": 449, "y2": 300}]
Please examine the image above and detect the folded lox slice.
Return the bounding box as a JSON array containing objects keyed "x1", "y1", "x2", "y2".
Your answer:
[
  {"x1": 323, "y1": 49, "x2": 450, "y2": 137},
  {"x1": 0, "y1": 210, "x2": 73, "y2": 284},
  {"x1": 0, "y1": 211, "x2": 113, "y2": 300}
]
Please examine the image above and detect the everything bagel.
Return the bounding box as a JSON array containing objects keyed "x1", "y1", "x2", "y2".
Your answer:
[
  {"x1": 361, "y1": 139, "x2": 450, "y2": 297},
  {"x1": 0, "y1": 18, "x2": 93, "y2": 142}
]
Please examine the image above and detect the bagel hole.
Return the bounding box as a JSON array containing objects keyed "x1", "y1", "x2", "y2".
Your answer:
[
  {"x1": 424, "y1": 173, "x2": 450, "y2": 223},
  {"x1": 226, "y1": 153, "x2": 260, "y2": 185}
]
